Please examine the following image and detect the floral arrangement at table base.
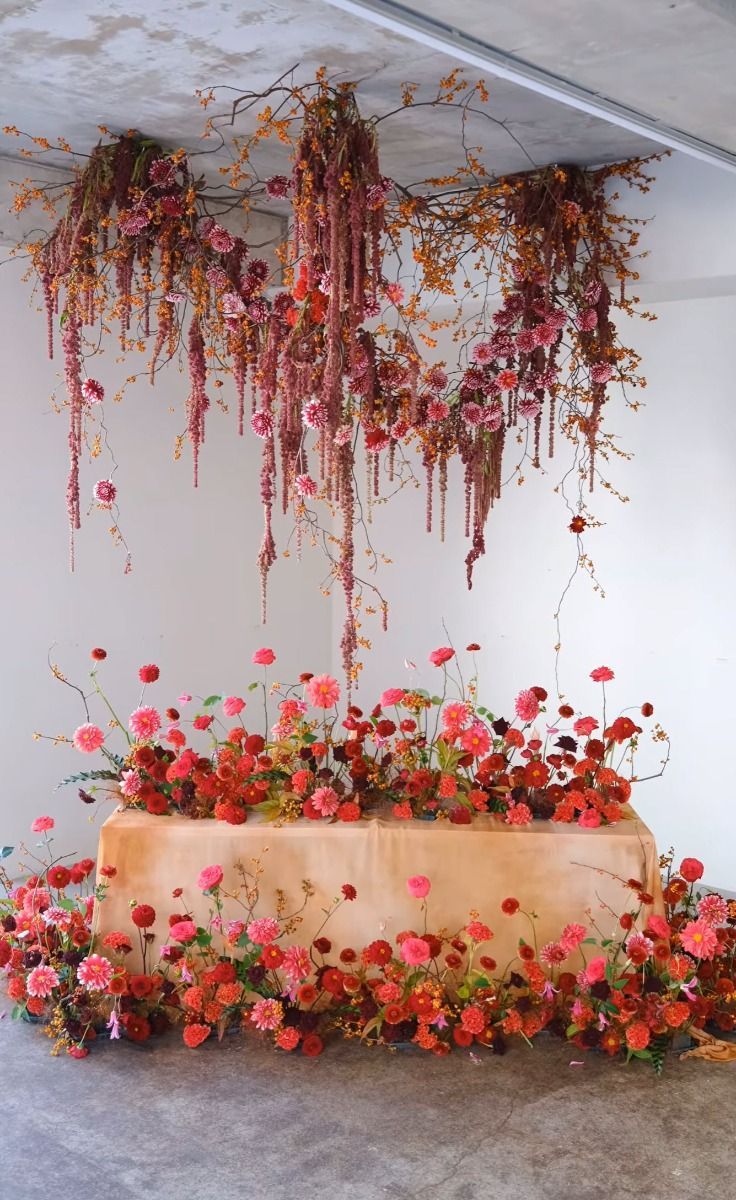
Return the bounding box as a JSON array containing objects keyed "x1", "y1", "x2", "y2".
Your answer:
[
  {"x1": 2, "y1": 818, "x2": 734, "y2": 1071},
  {"x1": 43, "y1": 643, "x2": 669, "y2": 829}
]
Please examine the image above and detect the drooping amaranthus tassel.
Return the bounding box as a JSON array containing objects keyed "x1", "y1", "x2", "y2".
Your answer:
[
  {"x1": 186, "y1": 317, "x2": 208, "y2": 487},
  {"x1": 61, "y1": 309, "x2": 84, "y2": 568}
]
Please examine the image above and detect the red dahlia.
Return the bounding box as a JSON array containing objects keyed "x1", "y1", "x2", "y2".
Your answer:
[{"x1": 131, "y1": 903, "x2": 156, "y2": 928}]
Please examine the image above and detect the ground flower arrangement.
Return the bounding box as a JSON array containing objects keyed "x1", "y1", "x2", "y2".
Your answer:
[
  {"x1": 1, "y1": 823, "x2": 734, "y2": 1071},
  {"x1": 44, "y1": 644, "x2": 669, "y2": 828}
]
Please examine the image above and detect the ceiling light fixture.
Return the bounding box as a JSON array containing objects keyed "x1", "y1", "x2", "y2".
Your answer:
[{"x1": 321, "y1": 0, "x2": 736, "y2": 173}]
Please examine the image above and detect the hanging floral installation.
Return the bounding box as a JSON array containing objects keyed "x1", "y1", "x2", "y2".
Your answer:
[{"x1": 5, "y1": 72, "x2": 656, "y2": 680}]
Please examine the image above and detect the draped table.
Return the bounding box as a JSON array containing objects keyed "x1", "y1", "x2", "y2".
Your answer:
[{"x1": 94, "y1": 809, "x2": 663, "y2": 970}]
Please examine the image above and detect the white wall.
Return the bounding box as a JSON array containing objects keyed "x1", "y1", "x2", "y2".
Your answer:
[
  {"x1": 2, "y1": 151, "x2": 735, "y2": 887},
  {"x1": 346, "y1": 153, "x2": 736, "y2": 888}
]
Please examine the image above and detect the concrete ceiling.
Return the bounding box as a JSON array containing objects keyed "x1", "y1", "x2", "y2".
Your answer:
[{"x1": 0, "y1": 0, "x2": 733, "y2": 193}]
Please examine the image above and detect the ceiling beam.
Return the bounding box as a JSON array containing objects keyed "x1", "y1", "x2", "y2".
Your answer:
[{"x1": 320, "y1": 0, "x2": 736, "y2": 173}]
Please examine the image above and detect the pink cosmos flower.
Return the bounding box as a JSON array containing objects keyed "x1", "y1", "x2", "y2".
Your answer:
[
  {"x1": 584, "y1": 956, "x2": 607, "y2": 984},
  {"x1": 466, "y1": 920, "x2": 493, "y2": 942},
  {"x1": 73, "y1": 723, "x2": 105, "y2": 754},
  {"x1": 697, "y1": 894, "x2": 728, "y2": 927},
  {"x1": 307, "y1": 674, "x2": 341, "y2": 708},
  {"x1": 573, "y1": 716, "x2": 599, "y2": 737},
  {"x1": 128, "y1": 706, "x2": 161, "y2": 740},
  {"x1": 310, "y1": 786, "x2": 340, "y2": 817},
  {"x1": 81, "y1": 378, "x2": 104, "y2": 404},
  {"x1": 77, "y1": 954, "x2": 114, "y2": 991},
  {"x1": 400, "y1": 937, "x2": 432, "y2": 966},
  {"x1": 514, "y1": 689, "x2": 540, "y2": 723},
  {"x1": 169, "y1": 920, "x2": 197, "y2": 943},
  {"x1": 282, "y1": 945, "x2": 311, "y2": 983},
  {"x1": 27, "y1": 964, "x2": 60, "y2": 998},
  {"x1": 222, "y1": 696, "x2": 245, "y2": 718},
  {"x1": 247, "y1": 917, "x2": 280, "y2": 945},
  {"x1": 429, "y1": 647, "x2": 454, "y2": 667},
  {"x1": 251, "y1": 998, "x2": 284, "y2": 1031},
  {"x1": 590, "y1": 666, "x2": 614, "y2": 683},
  {"x1": 380, "y1": 688, "x2": 405, "y2": 708},
  {"x1": 252, "y1": 647, "x2": 275, "y2": 666},
  {"x1": 560, "y1": 923, "x2": 587, "y2": 953},
  {"x1": 93, "y1": 479, "x2": 116, "y2": 507},
  {"x1": 407, "y1": 875, "x2": 431, "y2": 899},
  {"x1": 197, "y1": 865, "x2": 224, "y2": 891},
  {"x1": 31, "y1": 816, "x2": 54, "y2": 834},
  {"x1": 120, "y1": 769, "x2": 143, "y2": 797},
  {"x1": 680, "y1": 919, "x2": 718, "y2": 960}
]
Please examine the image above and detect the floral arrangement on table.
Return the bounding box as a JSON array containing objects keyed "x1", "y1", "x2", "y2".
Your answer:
[
  {"x1": 2, "y1": 821, "x2": 734, "y2": 1071},
  {"x1": 42, "y1": 644, "x2": 669, "y2": 828},
  {"x1": 6, "y1": 71, "x2": 656, "y2": 677}
]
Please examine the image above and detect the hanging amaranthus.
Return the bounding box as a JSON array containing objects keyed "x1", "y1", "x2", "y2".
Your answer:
[{"x1": 8, "y1": 72, "x2": 655, "y2": 682}]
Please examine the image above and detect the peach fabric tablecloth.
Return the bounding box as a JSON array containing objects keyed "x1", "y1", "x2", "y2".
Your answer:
[{"x1": 95, "y1": 809, "x2": 663, "y2": 970}]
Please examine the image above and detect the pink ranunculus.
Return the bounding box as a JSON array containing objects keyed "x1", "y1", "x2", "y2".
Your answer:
[
  {"x1": 514, "y1": 689, "x2": 540, "y2": 723},
  {"x1": 252, "y1": 647, "x2": 275, "y2": 666},
  {"x1": 73, "y1": 723, "x2": 105, "y2": 754},
  {"x1": 590, "y1": 666, "x2": 615, "y2": 683},
  {"x1": 31, "y1": 816, "x2": 55, "y2": 834},
  {"x1": 128, "y1": 706, "x2": 162, "y2": 741},
  {"x1": 429, "y1": 646, "x2": 455, "y2": 667},
  {"x1": 400, "y1": 936, "x2": 432, "y2": 966},
  {"x1": 169, "y1": 920, "x2": 198, "y2": 943},
  {"x1": 307, "y1": 674, "x2": 341, "y2": 708},
  {"x1": 197, "y1": 864, "x2": 224, "y2": 892},
  {"x1": 585, "y1": 956, "x2": 607, "y2": 984},
  {"x1": 680, "y1": 919, "x2": 718, "y2": 960},
  {"x1": 647, "y1": 914, "x2": 671, "y2": 940},
  {"x1": 222, "y1": 696, "x2": 245, "y2": 718},
  {"x1": 407, "y1": 875, "x2": 431, "y2": 899},
  {"x1": 578, "y1": 808, "x2": 601, "y2": 828},
  {"x1": 380, "y1": 688, "x2": 406, "y2": 708},
  {"x1": 573, "y1": 716, "x2": 599, "y2": 737}
]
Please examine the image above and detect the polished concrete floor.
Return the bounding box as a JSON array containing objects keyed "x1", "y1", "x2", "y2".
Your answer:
[{"x1": 3, "y1": 1019, "x2": 733, "y2": 1200}]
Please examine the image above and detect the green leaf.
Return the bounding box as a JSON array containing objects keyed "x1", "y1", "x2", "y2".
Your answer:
[
  {"x1": 195, "y1": 931, "x2": 212, "y2": 948},
  {"x1": 247, "y1": 682, "x2": 260, "y2": 692},
  {"x1": 457, "y1": 984, "x2": 470, "y2": 1000},
  {"x1": 566, "y1": 1023, "x2": 579, "y2": 1037},
  {"x1": 430, "y1": 696, "x2": 443, "y2": 706},
  {"x1": 203, "y1": 695, "x2": 222, "y2": 707},
  {"x1": 581, "y1": 938, "x2": 598, "y2": 945},
  {"x1": 56, "y1": 897, "x2": 77, "y2": 912},
  {"x1": 0, "y1": 846, "x2": 13, "y2": 858}
]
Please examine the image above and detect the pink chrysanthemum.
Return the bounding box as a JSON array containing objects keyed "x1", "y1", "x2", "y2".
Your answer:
[
  {"x1": 118, "y1": 208, "x2": 150, "y2": 236},
  {"x1": 81, "y1": 378, "x2": 104, "y2": 404},
  {"x1": 282, "y1": 944, "x2": 311, "y2": 983},
  {"x1": 426, "y1": 399, "x2": 450, "y2": 422},
  {"x1": 251, "y1": 410, "x2": 273, "y2": 439},
  {"x1": 625, "y1": 931, "x2": 654, "y2": 961},
  {"x1": 251, "y1": 998, "x2": 284, "y2": 1031},
  {"x1": 514, "y1": 689, "x2": 540, "y2": 723},
  {"x1": 384, "y1": 282, "x2": 404, "y2": 305},
  {"x1": 697, "y1": 893, "x2": 728, "y2": 927},
  {"x1": 295, "y1": 474, "x2": 317, "y2": 497},
  {"x1": 471, "y1": 340, "x2": 494, "y2": 365},
  {"x1": 680, "y1": 919, "x2": 719, "y2": 959},
  {"x1": 73, "y1": 723, "x2": 105, "y2": 754},
  {"x1": 77, "y1": 954, "x2": 114, "y2": 991},
  {"x1": 310, "y1": 786, "x2": 340, "y2": 817},
  {"x1": 247, "y1": 917, "x2": 280, "y2": 945},
  {"x1": 26, "y1": 964, "x2": 60, "y2": 998},
  {"x1": 207, "y1": 224, "x2": 235, "y2": 253},
  {"x1": 560, "y1": 923, "x2": 587, "y2": 953},
  {"x1": 591, "y1": 363, "x2": 614, "y2": 385},
  {"x1": 460, "y1": 722, "x2": 492, "y2": 758},
  {"x1": 540, "y1": 942, "x2": 567, "y2": 965},
  {"x1": 425, "y1": 366, "x2": 448, "y2": 392},
  {"x1": 128, "y1": 706, "x2": 161, "y2": 741},
  {"x1": 120, "y1": 768, "x2": 142, "y2": 797},
  {"x1": 307, "y1": 674, "x2": 341, "y2": 709},
  {"x1": 302, "y1": 399, "x2": 329, "y2": 429},
  {"x1": 93, "y1": 479, "x2": 116, "y2": 507}
]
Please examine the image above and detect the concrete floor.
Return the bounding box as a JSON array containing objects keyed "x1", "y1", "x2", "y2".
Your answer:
[{"x1": 3, "y1": 1019, "x2": 733, "y2": 1200}]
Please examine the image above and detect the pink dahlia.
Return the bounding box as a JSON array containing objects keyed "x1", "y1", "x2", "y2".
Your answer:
[
  {"x1": 307, "y1": 674, "x2": 340, "y2": 708},
  {"x1": 282, "y1": 944, "x2": 311, "y2": 983},
  {"x1": 442, "y1": 701, "x2": 471, "y2": 733},
  {"x1": 480, "y1": 403, "x2": 504, "y2": 431},
  {"x1": 460, "y1": 722, "x2": 492, "y2": 757},
  {"x1": 118, "y1": 208, "x2": 150, "y2": 236},
  {"x1": 120, "y1": 769, "x2": 143, "y2": 797},
  {"x1": 310, "y1": 786, "x2": 340, "y2": 817},
  {"x1": 514, "y1": 689, "x2": 540, "y2": 723},
  {"x1": 302, "y1": 399, "x2": 329, "y2": 429},
  {"x1": 697, "y1": 893, "x2": 728, "y2": 927},
  {"x1": 27, "y1": 964, "x2": 60, "y2": 998},
  {"x1": 407, "y1": 875, "x2": 431, "y2": 899},
  {"x1": 208, "y1": 223, "x2": 235, "y2": 253},
  {"x1": 251, "y1": 410, "x2": 273, "y2": 439},
  {"x1": 400, "y1": 937, "x2": 431, "y2": 966},
  {"x1": 222, "y1": 696, "x2": 245, "y2": 718},
  {"x1": 81, "y1": 378, "x2": 104, "y2": 404},
  {"x1": 426, "y1": 399, "x2": 450, "y2": 422},
  {"x1": 625, "y1": 932, "x2": 654, "y2": 961},
  {"x1": 295, "y1": 474, "x2": 317, "y2": 497},
  {"x1": 384, "y1": 282, "x2": 404, "y2": 305},
  {"x1": 578, "y1": 309, "x2": 598, "y2": 331},
  {"x1": 680, "y1": 919, "x2": 718, "y2": 959},
  {"x1": 540, "y1": 942, "x2": 567, "y2": 965},
  {"x1": 73, "y1": 723, "x2": 105, "y2": 754},
  {"x1": 252, "y1": 647, "x2": 276, "y2": 666},
  {"x1": 31, "y1": 816, "x2": 54, "y2": 834},
  {"x1": 77, "y1": 954, "x2": 114, "y2": 991},
  {"x1": 128, "y1": 706, "x2": 161, "y2": 740},
  {"x1": 471, "y1": 340, "x2": 494, "y2": 365},
  {"x1": 197, "y1": 864, "x2": 224, "y2": 891},
  {"x1": 590, "y1": 666, "x2": 615, "y2": 683},
  {"x1": 251, "y1": 998, "x2": 284, "y2": 1031},
  {"x1": 247, "y1": 917, "x2": 280, "y2": 945},
  {"x1": 93, "y1": 479, "x2": 117, "y2": 507},
  {"x1": 560, "y1": 923, "x2": 587, "y2": 953}
]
